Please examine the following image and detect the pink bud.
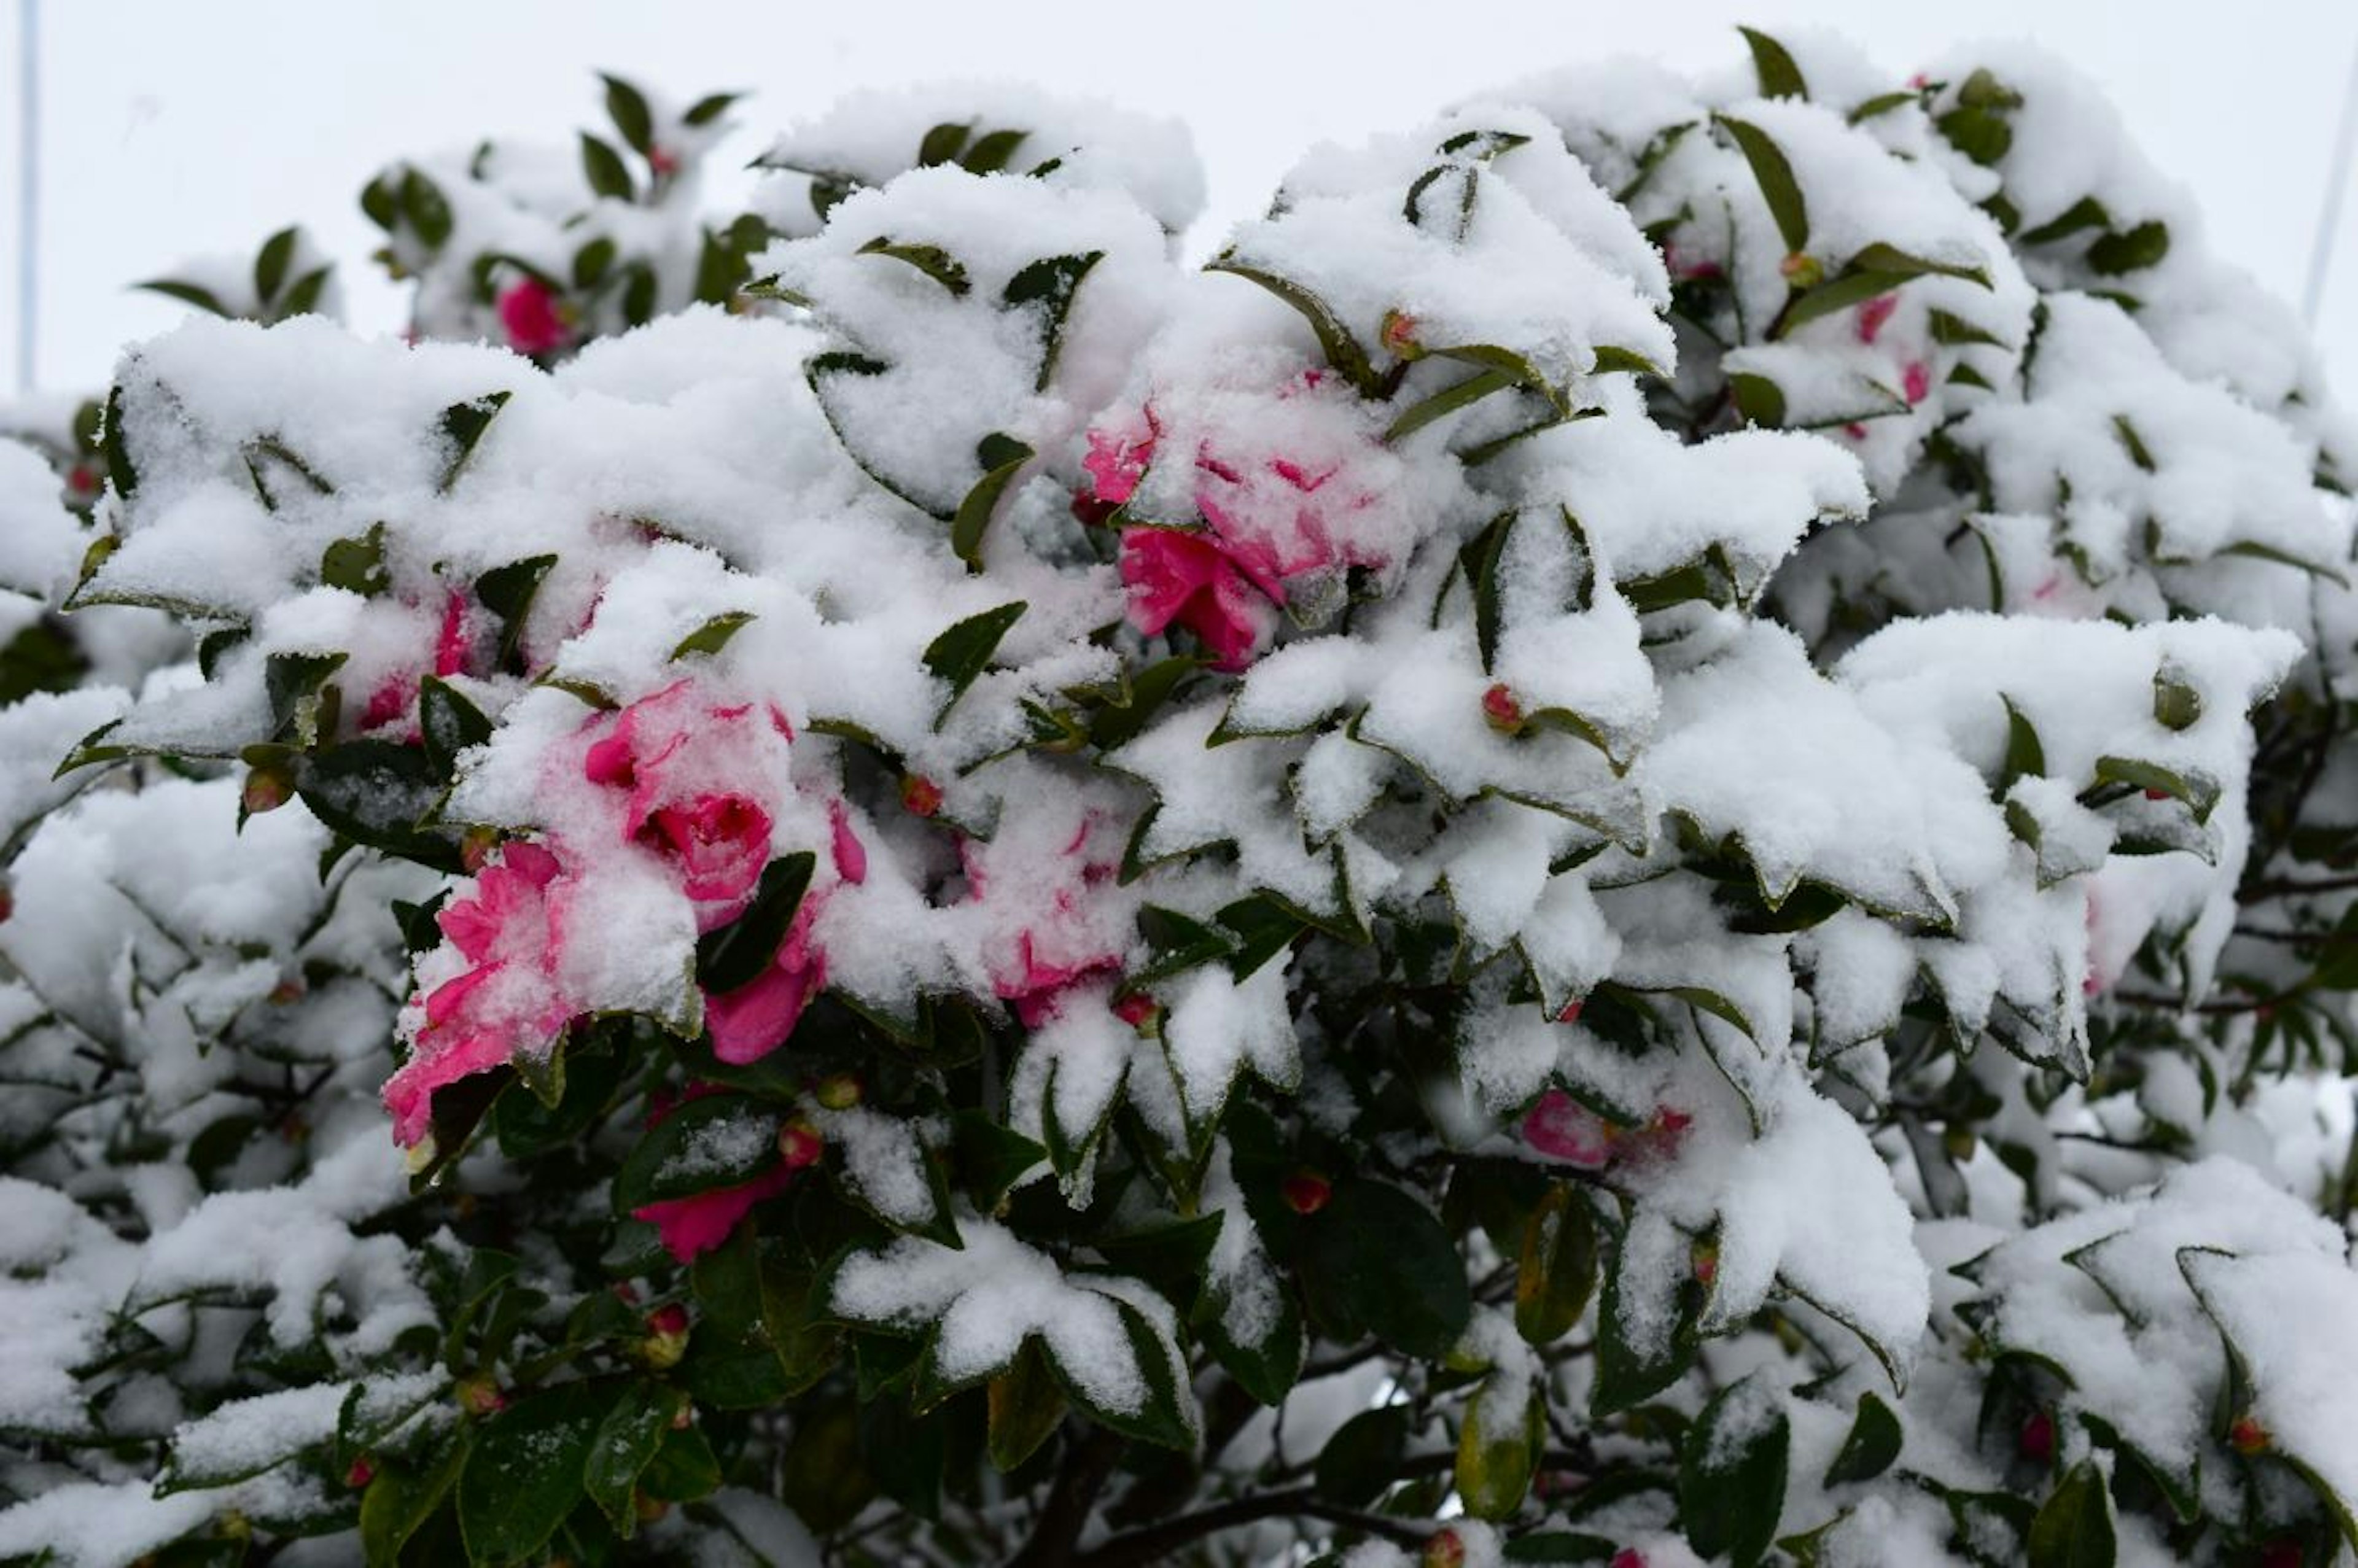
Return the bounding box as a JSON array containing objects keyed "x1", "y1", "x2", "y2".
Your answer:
[
  {"x1": 1903, "y1": 362, "x2": 1932, "y2": 405},
  {"x1": 1555, "y1": 999, "x2": 1584, "y2": 1025},
  {"x1": 1424, "y1": 1529, "x2": 1466, "y2": 1568},
  {"x1": 1282, "y1": 1171, "x2": 1332, "y2": 1215},
  {"x1": 1113, "y1": 992, "x2": 1159, "y2": 1030},
  {"x1": 2230, "y1": 1415, "x2": 2270, "y2": 1455},
  {"x1": 2019, "y1": 1410, "x2": 2055, "y2": 1462},
  {"x1": 901, "y1": 774, "x2": 943, "y2": 818},
  {"x1": 66, "y1": 463, "x2": 100, "y2": 497},
  {"x1": 1482, "y1": 682, "x2": 1525, "y2": 735},
  {"x1": 346, "y1": 1456, "x2": 375, "y2": 1489},
  {"x1": 1611, "y1": 1552, "x2": 1649, "y2": 1568},
  {"x1": 648, "y1": 146, "x2": 680, "y2": 176},
  {"x1": 647, "y1": 1304, "x2": 690, "y2": 1338},
  {"x1": 777, "y1": 1119, "x2": 825, "y2": 1170}
]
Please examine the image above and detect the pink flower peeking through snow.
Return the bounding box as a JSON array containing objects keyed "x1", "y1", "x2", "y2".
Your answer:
[
  {"x1": 1084, "y1": 376, "x2": 1401, "y2": 672},
  {"x1": 583, "y1": 680, "x2": 790, "y2": 931},
  {"x1": 632, "y1": 1085, "x2": 807, "y2": 1262},
  {"x1": 497, "y1": 275, "x2": 574, "y2": 357},
  {"x1": 359, "y1": 590, "x2": 477, "y2": 735},
  {"x1": 1522, "y1": 1088, "x2": 1692, "y2": 1171},
  {"x1": 384, "y1": 840, "x2": 576, "y2": 1147},
  {"x1": 957, "y1": 794, "x2": 1135, "y2": 1027}
]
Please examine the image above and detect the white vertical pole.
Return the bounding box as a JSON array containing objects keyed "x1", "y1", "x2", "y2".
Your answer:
[
  {"x1": 14, "y1": 0, "x2": 36, "y2": 395},
  {"x1": 2306, "y1": 28, "x2": 2358, "y2": 332}
]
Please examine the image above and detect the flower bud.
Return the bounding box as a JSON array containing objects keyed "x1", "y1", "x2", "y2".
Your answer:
[
  {"x1": 648, "y1": 146, "x2": 680, "y2": 177},
  {"x1": 66, "y1": 463, "x2": 101, "y2": 497},
  {"x1": 1611, "y1": 1552, "x2": 1649, "y2": 1568},
  {"x1": 242, "y1": 761, "x2": 296, "y2": 815},
  {"x1": 777, "y1": 1117, "x2": 825, "y2": 1170},
  {"x1": 1423, "y1": 1529, "x2": 1466, "y2": 1568},
  {"x1": 345, "y1": 1455, "x2": 375, "y2": 1489},
  {"x1": 900, "y1": 774, "x2": 943, "y2": 818},
  {"x1": 2018, "y1": 1410, "x2": 2055, "y2": 1462},
  {"x1": 1113, "y1": 991, "x2": 1159, "y2": 1030},
  {"x1": 1555, "y1": 998, "x2": 1584, "y2": 1025},
  {"x1": 1380, "y1": 309, "x2": 1423, "y2": 359},
  {"x1": 814, "y1": 1073, "x2": 863, "y2": 1111},
  {"x1": 1780, "y1": 252, "x2": 1825, "y2": 289},
  {"x1": 1691, "y1": 1240, "x2": 1719, "y2": 1287},
  {"x1": 1482, "y1": 683, "x2": 1525, "y2": 735},
  {"x1": 647, "y1": 1303, "x2": 690, "y2": 1338},
  {"x1": 2230, "y1": 1415, "x2": 2270, "y2": 1455},
  {"x1": 456, "y1": 1376, "x2": 507, "y2": 1417},
  {"x1": 1282, "y1": 1170, "x2": 1331, "y2": 1216}
]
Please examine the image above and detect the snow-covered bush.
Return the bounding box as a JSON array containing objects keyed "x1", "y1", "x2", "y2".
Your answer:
[{"x1": 3, "y1": 33, "x2": 2356, "y2": 1568}]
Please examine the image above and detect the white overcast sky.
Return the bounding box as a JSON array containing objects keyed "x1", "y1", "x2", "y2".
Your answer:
[{"x1": 2, "y1": 0, "x2": 2354, "y2": 398}]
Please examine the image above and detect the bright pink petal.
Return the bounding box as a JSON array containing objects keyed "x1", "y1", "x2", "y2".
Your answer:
[
  {"x1": 650, "y1": 794, "x2": 773, "y2": 907},
  {"x1": 634, "y1": 1164, "x2": 798, "y2": 1263},
  {"x1": 434, "y1": 591, "x2": 473, "y2": 677},
  {"x1": 1522, "y1": 1089, "x2": 1615, "y2": 1168},
  {"x1": 497, "y1": 278, "x2": 572, "y2": 357},
  {"x1": 830, "y1": 801, "x2": 868, "y2": 886},
  {"x1": 706, "y1": 953, "x2": 823, "y2": 1065},
  {"x1": 1119, "y1": 528, "x2": 1223, "y2": 636},
  {"x1": 383, "y1": 1024, "x2": 515, "y2": 1147},
  {"x1": 1855, "y1": 293, "x2": 1898, "y2": 345}
]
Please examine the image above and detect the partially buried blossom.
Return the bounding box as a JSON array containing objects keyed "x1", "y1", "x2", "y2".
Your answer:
[
  {"x1": 497, "y1": 275, "x2": 574, "y2": 357},
  {"x1": 384, "y1": 841, "x2": 575, "y2": 1147},
  {"x1": 702, "y1": 799, "x2": 868, "y2": 1065},
  {"x1": 632, "y1": 1086, "x2": 801, "y2": 1262},
  {"x1": 583, "y1": 680, "x2": 789, "y2": 930}
]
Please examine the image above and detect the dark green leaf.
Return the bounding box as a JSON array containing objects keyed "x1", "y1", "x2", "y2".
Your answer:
[
  {"x1": 2027, "y1": 1460, "x2": 2117, "y2": 1568},
  {"x1": 360, "y1": 1432, "x2": 470, "y2": 1568},
  {"x1": 1679, "y1": 1375, "x2": 1791, "y2": 1568},
  {"x1": 1717, "y1": 116, "x2": 1810, "y2": 255},
  {"x1": 672, "y1": 610, "x2": 756, "y2": 660},
  {"x1": 1002, "y1": 252, "x2": 1105, "y2": 392},
  {"x1": 1314, "y1": 1405, "x2": 1411, "y2": 1505},
  {"x1": 683, "y1": 92, "x2": 739, "y2": 127},
  {"x1": 696, "y1": 851, "x2": 817, "y2": 993},
  {"x1": 951, "y1": 436, "x2": 1034, "y2": 570},
  {"x1": 438, "y1": 391, "x2": 513, "y2": 492},
  {"x1": 457, "y1": 1381, "x2": 622, "y2": 1565},
  {"x1": 254, "y1": 227, "x2": 300, "y2": 303},
  {"x1": 1824, "y1": 1390, "x2": 1902, "y2": 1485},
  {"x1": 294, "y1": 740, "x2": 462, "y2": 874},
  {"x1": 1738, "y1": 26, "x2": 1810, "y2": 99},
  {"x1": 1204, "y1": 258, "x2": 1379, "y2": 395},
  {"x1": 985, "y1": 1339, "x2": 1065, "y2": 1472},
  {"x1": 573, "y1": 236, "x2": 618, "y2": 289},
  {"x1": 401, "y1": 168, "x2": 454, "y2": 249},
  {"x1": 583, "y1": 1381, "x2": 684, "y2": 1537},
  {"x1": 961, "y1": 128, "x2": 1029, "y2": 174},
  {"x1": 2001, "y1": 696, "x2": 2046, "y2": 788},
  {"x1": 419, "y1": 677, "x2": 493, "y2": 778},
  {"x1": 612, "y1": 1094, "x2": 781, "y2": 1212},
  {"x1": 320, "y1": 522, "x2": 389, "y2": 597},
  {"x1": 916, "y1": 122, "x2": 972, "y2": 167},
  {"x1": 924, "y1": 600, "x2": 1027, "y2": 727},
  {"x1": 580, "y1": 132, "x2": 636, "y2": 202},
  {"x1": 134, "y1": 279, "x2": 232, "y2": 317},
  {"x1": 2085, "y1": 221, "x2": 2168, "y2": 276},
  {"x1": 601, "y1": 74, "x2": 654, "y2": 156},
  {"x1": 857, "y1": 236, "x2": 972, "y2": 297},
  {"x1": 1516, "y1": 1182, "x2": 1599, "y2": 1345},
  {"x1": 473, "y1": 553, "x2": 554, "y2": 673},
  {"x1": 1296, "y1": 1179, "x2": 1471, "y2": 1359}
]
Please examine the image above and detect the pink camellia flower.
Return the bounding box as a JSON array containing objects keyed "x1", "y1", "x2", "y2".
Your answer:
[
  {"x1": 631, "y1": 1085, "x2": 800, "y2": 1262},
  {"x1": 700, "y1": 809, "x2": 864, "y2": 1064},
  {"x1": 1522, "y1": 1089, "x2": 1616, "y2": 1168},
  {"x1": 360, "y1": 591, "x2": 478, "y2": 735},
  {"x1": 963, "y1": 801, "x2": 1134, "y2": 1025},
  {"x1": 497, "y1": 276, "x2": 573, "y2": 357},
  {"x1": 583, "y1": 681, "x2": 785, "y2": 929},
  {"x1": 1903, "y1": 361, "x2": 1932, "y2": 405},
  {"x1": 1083, "y1": 414, "x2": 1158, "y2": 508},
  {"x1": 383, "y1": 841, "x2": 574, "y2": 1147},
  {"x1": 1119, "y1": 527, "x2": 1279, "y2": 673},
  {"x1": 1856, "y1": 292, "x2": 1899, "y2": 345}
]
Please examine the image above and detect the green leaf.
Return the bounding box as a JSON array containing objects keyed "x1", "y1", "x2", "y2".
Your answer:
[
  {"x1": 1679, "y1": 1375, "x2": 1791, "y2": 1568},
  {"x1": 320, "y1": 522, "x2": 389, "y2": 597},
  {"x1": 916, "y1": 122, "x2": 973, "y2": 167},
  {"x1": 601, "y1": 74, "x2": 654, "y2": 155},
  {"x1": 265, "y1": 650, "x2": 349, "y2": 743},
  {"x1": 924, "y1": 600, "x2": 1027, "y2": 722},
  {"x1": 360, "y1": 1432, "x2": 470, "y2": 1568},
  {"x1": 960, "y1": 127, "x2": 1029, "y2": 174},
  {"x1": 2027, "y1": 1459, "x2": 2117, "y2": 1568},
  {"x1": 672, "y1": 610, "x2": 756, "y2": 661},
  {"x1": 1002, "y1": 252, "x2": 1105, "y2": 392},
  {"x1": 1729, "y1": 372, "x2": 1787, "y2": 428},
  {"x1": 419, "y1": 677, "x2": 494, "y2": 778},
  {"x1": 254, "y1": 226, "x2": 300, "y2": 303},
  {"x1": 280, "y1": 265, "x2": 332, "y2": 318},
  {"x1": 1383, "y1": 366, "x2": 1519, "y2": 444},
  {"x1": 359, "y1": 174, "x2": 400, "y2": 231},
  {"x1": 457, "y1": 1381, "x2": 623, "y2": 1566},
  {"x1": 985, "y1": 1338, "x2": 1066, "y2": 1473},
  {"x1": 1217, "y1": 893, "x2": 1306, "y2": 980},
  {"x1": 1716, "y1": 115, "x2": 1810, "y2": 255},
  {"x1": 1516, "y1": 1182, "x2": 1599, "y2": 1345},
  {"x1": 1314, "y1": 1404, "x2": 1411, "y2": 1505},
  {"x1": 1592, "y1": 1230, "x2": 1702, "y2": 1416},
  {"x1": 134, "y1": 278, "x2": 233, "y2": 317},
  {"x1": 2152, "y1": 666, "x2": 2202, "y2": 732},
  {"x1": 621, "y1": 263, "x2": 660, "y2": 326},
  {"x1": 572, "y1": 236, "x2": 618, "y2": 289},
  {"x1": 613, "y1": 1093, "x2": 781, "y2": 1212},
  {"x1": 1824, "y1": 1390, "x2": 1902, "y2": 1485},
  {"x1": 696, "y1": 852, "x2": 817, "y2": 993},
  {"x1": 583, "y1": 1381, "x2": 684, "y2": 1537},
  {"x1": 1204, "y1": 258, "x2": 1380, "y2": 395},
  {"x1": 951, "y1": 435, "x2": 1034, "y2": 570},
  {"x1": 438, "y1": 392, "x2": 513, "y2": 492},
  {"x1": 2085, "y1": 220, "x2": 2168, "y2": 276},
  {"x1": 402, "y1": 168, "x2": 454, "y2": 249},
  {"x1": 473, "y1": 553, "x2": 555, "y2": 674},
  {"x1": 1738, "y1": 26, "x2": 1810, "y2": 99},
  {"x1": 1458, "y1": 508, "x2": 1516, "y2": 672},
  {"x1": 1458, "y1": 1375, "x2": 1541, "y2": 1520},
  {"x1": 857, "y1": 236, "x2": 973, "y2": 297},
  {"x1": 683, "y1": 91, "x2": 739, "y2": 126},
  {"x1": 2092, "y1": 755, "x2": 2220, "y2": 821},
  {"x1": 2018, "y1": 196, "x2": 2113, "y2": 246},
  {"x1": 293, "y1": 740, "x2": 462, "y2": 874},
  {"x1": 1296, "y1": 1179, "x2": 1471, "y2": 1359},
  {"x1": 2001, "y1": 695, "x2": 2046, "y2": 788},
  {"x1": 580, "y1": 132, "x2": 637, "y2": 201}
]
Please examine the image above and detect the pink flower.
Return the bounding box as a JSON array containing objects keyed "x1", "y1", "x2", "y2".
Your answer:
[
  {"x1": 705, "y1": 939, "x2": 825, "y2": 1063},
  {"x1": 964, "y1": 801, "x2": 1133, "y2": 1023},
  {"x1": 1856, "y1": 292, "x2": 1899, "y2": 345},
  {"x1": 1119, "y1": 528, "x2": 1278, "y2": 672},
  {"x1": 1903, "y1": 361, "x2": 1932, "y2": 405},
  {"x1": 1083, "y1": 414, "x2": 1158, "y2": 508},
  {"x1": 631, "y1": 1086, "x2": 800, "y2": 1262},
  {"x1": 359, "y1": 591, "x2": 478, "y2": 736},
  {"x1": 1522, "y1": 1089, "x2": 1615, "y2": 1169},
  {"x1": 383, "y1": 842, "x2": 574, "y2": 1147},
  {"x1": 583, "y1": 681, "x2": 784, "y2": 929},
  {"x1": 498, "y1": 276, "x2": 573, "y2": 357}
]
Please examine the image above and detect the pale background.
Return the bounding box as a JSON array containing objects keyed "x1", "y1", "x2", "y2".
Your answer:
[{"x1": 2, "y1": 1, "x2": 2353, "y2": 398}]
